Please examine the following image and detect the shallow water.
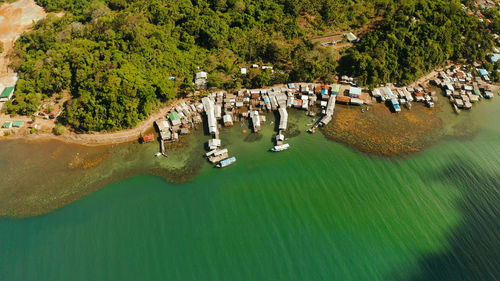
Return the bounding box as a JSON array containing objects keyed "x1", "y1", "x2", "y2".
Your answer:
[{"x1": 0, "y1": 100, "x2": 499, "y2": 280}]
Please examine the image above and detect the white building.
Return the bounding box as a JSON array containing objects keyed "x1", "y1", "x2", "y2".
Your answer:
[
  {"x1": 348, "y1": 87, "x2": 362, "y2": 98},
  {"x1": 195, "y1": 71, "x2": 208, "y2": 89}
]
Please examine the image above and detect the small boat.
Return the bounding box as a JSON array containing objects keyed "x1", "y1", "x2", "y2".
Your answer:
[
  {"x1": 270, "y1": 143, "x2": 290, "y2": 152},
  {"x1": 217, "y1": 157, "x2": 236, "y2": 168}
]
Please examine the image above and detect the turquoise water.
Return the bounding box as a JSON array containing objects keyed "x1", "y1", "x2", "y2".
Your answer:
[{"x1": 0, "y1": 102, "x2": 499, "y2": 280}]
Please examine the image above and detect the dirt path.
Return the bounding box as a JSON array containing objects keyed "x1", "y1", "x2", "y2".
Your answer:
[
  {"x1": 408, "y1": 64, "x2": 454, "y2": 88},
  {"x1": 0, "y1": 0, "x2": 46, "y2": 86}
]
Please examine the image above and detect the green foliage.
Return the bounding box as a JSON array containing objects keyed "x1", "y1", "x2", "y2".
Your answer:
[
  {"x1": 53, "y1": 123, "x2": 66, "y2": 135},
  {"x1": 6, "y1": 0, "x2": 495, "y2": 132},
  {"x1": 12, "y1": 0, "x2": 348, "y2": 131},
  {"x1": 338, "y1": 0, "x2": 494, "y2": 86}
]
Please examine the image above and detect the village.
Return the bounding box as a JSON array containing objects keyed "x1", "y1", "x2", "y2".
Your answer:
[
  {"x1": 142, "y1": 62, "x2": 497, "y2": 168},
  {"x1": 0, "y1": 56, "x2": 498, "y2": 165}
]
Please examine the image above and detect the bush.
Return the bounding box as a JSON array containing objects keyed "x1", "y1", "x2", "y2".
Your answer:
[{"x1": 53, "y1": 124, "x2": 66, "y2": 135}]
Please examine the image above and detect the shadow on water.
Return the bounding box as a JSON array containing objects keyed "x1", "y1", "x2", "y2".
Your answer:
[{"x1": 398, "y1": 157, "x2": 500, "y2": 281}]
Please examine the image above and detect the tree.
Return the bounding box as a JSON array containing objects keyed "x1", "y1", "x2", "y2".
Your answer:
[{"x1": 53, "y1": 124, "x2": 66, "y2": 135}]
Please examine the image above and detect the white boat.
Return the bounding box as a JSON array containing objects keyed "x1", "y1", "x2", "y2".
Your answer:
[
  {"x1": 217, "y1": 157, "x2": 236, "y2": 168},
  {"x1": 270, "y1": 143, "x2": 290, "y2": 152},
  {"x1": 155, "y1": 152, "x2": 162, "y2": 157}
]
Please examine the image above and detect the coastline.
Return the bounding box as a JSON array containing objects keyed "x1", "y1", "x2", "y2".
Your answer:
[
  {"x1": 0, "y1": 95, "x2": 498, "y2": 218},
  {"x1": 0, "y1": 98, "x2": 190, "y2": 146},
  {"x1": 0, "y1": 127, "x2": 208, "y2": 218}
]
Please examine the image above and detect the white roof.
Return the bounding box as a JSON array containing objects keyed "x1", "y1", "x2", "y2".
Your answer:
[
  {"x1": 349, "y1": 87, "x2": 362, "y2": 96},
  {"x1": 278, "y1": 108, "x2": 288, "y2": 130},
  {"x1": 350, "y1": 98, "x2": 364, "y2": 105},
  {"x1": 251, "y1": 110, "x2": 261, "y2": 127},
  {"x1": 195, "y1": 72, "x2": 207, "y2": 79},
  {"x1": 214, "y1": 148, "x2": 228, "y2": 156},
  {"x1": 209, "y1": 138, "x2": 221, "y2": 145}
]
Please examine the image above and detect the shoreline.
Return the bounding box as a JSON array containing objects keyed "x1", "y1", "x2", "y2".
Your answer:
[
  {"x1": 0, "y1": 98, "x2": 191, "y2": 146},
  {"x1": 0, "y1": 67, "x2": 450, "y2": 147},
  {"x1": 0, "y1": 96, "x2": 498, "y2": 218}
]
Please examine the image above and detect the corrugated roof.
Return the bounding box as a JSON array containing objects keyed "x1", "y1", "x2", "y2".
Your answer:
[
  {"x1": 168, "y1": 112, "x2": 180, "y2": 120},
  {"x1": 12, "y1": 121, "x2": 23, "y2": 127},
  {"x1": 0, "y1": 87, "x2": 14, "y2": 98},
  {"x1": 331, "y1": 84, "x2": 340, "y2": 93},
  {"x1": 478, "y1": 69, "x2": 489, "y2": 76},
  {"x1": 349, "y1": 87, "x2": 362, "y2": 96}
]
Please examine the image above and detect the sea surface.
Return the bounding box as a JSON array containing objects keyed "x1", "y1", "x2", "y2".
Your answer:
[{"x1": 0, "y1": 100, "x2": 499, "y2": 281}]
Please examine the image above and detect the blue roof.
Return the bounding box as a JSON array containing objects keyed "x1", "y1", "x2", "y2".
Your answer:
[
  {"x1": 478, "y1": 69, "x2": 489, "y2": 76},
  {"x1": 391, "y1": 99, "x2": 399, "y2": 105},
  {"x1": 288, "y1": 84, "x2": 295, "y2": 89},
  {"x1": 220, "y1": 157, "x2": 236, "y2": 165},
  {"x1": 321, "y1": 88, "x2": 328, "y2": 95},
  {"x1": 384, "y1": 88, "x2": 394, "y2": 98},
  {"x1": 263, "y1": 97, "x2": 270, "y2": 102},
  {"x1": 490, "y1": 54, "x2": 500, "y2": 63},
  {"x1": 394, "y1": 104, "x2": 401, "y2": 110}
]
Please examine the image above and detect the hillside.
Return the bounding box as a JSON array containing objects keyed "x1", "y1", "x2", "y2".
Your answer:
[{"x1": 2, "y1": 0, "x2": 496, "y2": 131}]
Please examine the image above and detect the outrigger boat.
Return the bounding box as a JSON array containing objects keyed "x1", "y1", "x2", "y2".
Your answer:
[{"x1": 270, "y1": 143, "x2": 290, "y2": 152}]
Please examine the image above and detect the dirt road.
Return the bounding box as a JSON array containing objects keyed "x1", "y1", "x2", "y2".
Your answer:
[
  {"x1": 1, "y1": 98, "x2": 191, "y2": 146},
  {"x1": 0, "y1": 0, "x2": 46, "y2": 86}
]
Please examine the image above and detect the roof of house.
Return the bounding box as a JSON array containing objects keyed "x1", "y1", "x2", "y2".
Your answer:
[
  {"x1": 331, "y1": 84, "x2": 341, "y2": 93},
  {"x1": 2, "y1": 121, "x2": 11, "y2": 128},
  {"x1": 349, "y1": 87, "x2": 362, "y2": 96},
  {"x1": 345, "y1": 32, "x2": 358, "y2": 42},
  {"x1": 0, "y1": 87, "x2": 14, "y2": 99},
  {"x1": 195, "y1": 72, "x2": 207, "y2": 79},
  {"x1": 168, "y1": 112, "x2": 180, "y2": 121},
  {"x1": 142, "y1": 133, "x2": 155, "y2": 142},
  {"x1": 12, "y1": 121, "x2": 23, "y2": 127},
  {"x1": 491, "y1": 53, "x2": 500, "y2": 63},
  {"x1": 478, "y1": 69, "x2": 489, "y2": 76},
  {"x1": 336, "y1": 96, "x2": 351, "y2": 103}
]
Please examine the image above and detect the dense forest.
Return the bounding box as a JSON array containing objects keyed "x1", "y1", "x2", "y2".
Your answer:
[
  {"x1": 2, "y1": 0, "x2": 496, "y2": 131},
  {"x1": 339, "y1": 0, "x2": 495, "y2": 86}
]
